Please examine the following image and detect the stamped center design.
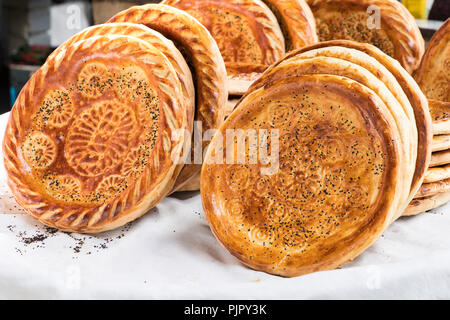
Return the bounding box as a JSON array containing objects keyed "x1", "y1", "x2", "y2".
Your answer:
[
  {"x1": 65, "y1": 101, "x2": 138, "y2": 177},
  {"x1": 45, "y1": 175, "x2": 82, "y2": 202},
  {"x1": 77, "y1": 61, "x2": 113, "y2": 99},
  {"x1": 190, "y1": 7, "x2": 263, "y2": 66},
  {"x1": 34, "y1": 89, "x2": 74, "y2": 129},
  {"x1": 115, "y1": 64, "x2": 150, "y2": 102},
  {"x1": 216, "y1": 87, "x2": 384, "y2": 254},
  {"x1": 28, "y1": 60, "x2": 160, "y2": 204},
  {"x1": 315, "y1": 9, "x2": 395, "y2": 57},
  {"x1": 22, "y1": 132, "x2": 57, "y2": 169}
]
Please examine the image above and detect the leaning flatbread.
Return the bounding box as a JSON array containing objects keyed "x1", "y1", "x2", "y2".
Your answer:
[
  {"x1": 109, "y1": 4, "x2": 229, "y2": 192},
  {"x1": 3, "y1": 35, "x2": 189, "y2": 233},
  {"x1": 202, "y1": 73, "x2": 405, "y2": 277}
]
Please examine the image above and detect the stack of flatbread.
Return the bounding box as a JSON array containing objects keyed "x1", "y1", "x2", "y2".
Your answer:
[
  {"x1": 0, "y1": 1, "x2": 322, "y2": 230},
  {"x1": 157, "y1": 0, "x2": 319, "y2": 190},
  {"x1": 1, "y1": 0, "x2": 447, "y2": 278},
  {"x1": 405, "y1": 19, "x2": 450, "y2": 216},
  {"x1": 162, "y1": 0, "x2": 318, "y2": 97},
  {"x1": 201, "y1": 40, "x2": 432, "y2": 277},
  {"x1": 2, "y1": 4, "x2": 229, "y2": 233}
]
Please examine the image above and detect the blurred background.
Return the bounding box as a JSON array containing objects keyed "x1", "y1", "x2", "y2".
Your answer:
[{"x1": 0, "y1": 0, "x2": 448, "y2": 114}]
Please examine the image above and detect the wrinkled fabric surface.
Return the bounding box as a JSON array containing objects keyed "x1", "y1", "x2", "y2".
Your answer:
[{"x1": 0, "y1": 112, "x2": 449, "y2": 299}]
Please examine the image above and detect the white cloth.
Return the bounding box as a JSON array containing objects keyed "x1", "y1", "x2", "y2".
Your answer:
[{"x1": 0, "y1": 112, "x2": 449, "y2": 299}]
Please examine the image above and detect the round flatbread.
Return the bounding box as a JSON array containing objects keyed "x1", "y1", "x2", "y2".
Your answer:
[
  {"x1": 424, "y1": 164, "x2": 450, "y2": 184},
  {"x1": 201, "y1": 73, "x2": 404, "y2": 277},
  {"x1": 109, "y1": 4, "x2": 228, "y2": 192},
  {"x1": 414, "y1": 18, "x2": 449, "y2": 102},
  {"x1": 429, "y1": 99, "x2": 450, "y2": 135},
  {"x1": 404, "y1": 192, "x2": 450, "y2": 216},
  {"x1": 3, "y1": 35, "x2": 189, "y2": 233},
  {"x1": 432, "y1": 135, "x2": 450, "y2": 153},
  {"x1": 261, "y1": 40, "x2": 432, "y2": 204},
  {"x1": 45, "y1": 23, "x2": 196, "y2": 195},
  {"x1": 163, "y1": 0, "x2": 284, "y2": 95},
  {"x1": 306, "y1": 0, "x2": 425, "y2": 74},
  {"x1": 430, "y1": 149, "x2": 450, "y2": 168},
  {"x1": 250, "y1": 45, "x2": 421, "y2": 204},
  {"x1": 247, "y1": 54, "x2": 414, "y2": 219},
  {"x1": 260, "y1": 0, "x2": 318, "y2": 50},
  {"x1": 414, "y1": 178, "x2": 450, "y2": 199}
]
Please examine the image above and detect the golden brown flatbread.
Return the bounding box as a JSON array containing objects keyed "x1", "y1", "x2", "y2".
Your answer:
[
  {"x1": 3, "y1": 35, "x2": 190, "y2": 233},
  {"x1": 202, "y1": 73, "x2": 405, "y2": 277},
  {"x1": 414, "y1": 178, "x2": 450, "y2": 199},
  {"x1": 306, "y1": 0, "x2": 425, "y2": 74},
  {"x1": 247, "y1": 53, "x2": 414, "y2": 220},
  {"x1": 404, "y1": 192, "x2": 450, "y2": 216},
  {"x1": 45, "y1": 23, "x2": 196, "y2": 196},
  {"x1": 163, "y1": 0, "x2": 284, "y2": 93},
  {"x1": 109, "y1": 4, "x2": 228, "y2": 192},
  {"x1": 261, "y1": 0, "x2": 318, "y2": 50},
  {"x1": 414, "y1": 19, "x2": 450, "y2": 102},
  {"x1": 259, "y1": 40, "x2": 432, "y2": 204}
]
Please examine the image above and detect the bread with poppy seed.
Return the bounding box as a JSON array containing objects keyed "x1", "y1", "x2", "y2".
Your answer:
[
  {"x1": 201, "y1": 74, "x2": 405, "y2": 277},
  {"x1": 3, "y1": 35, "x2": 189, "y2": 233},
  {"x1": 306, "y1": 0, "x2": 425, "y2": 74},
  {"x1": 45, "y1": 22, "x2": 196, "y2": 196},
  {"x1": 162, "y1": 0, "x2": 285, "y2": 96},
  {"x1": 259, "y1": 40, "x2": 432, "y2": 212},
  {"x1": 109, "y1": 4, "x2": 228, "y2": 192}
]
